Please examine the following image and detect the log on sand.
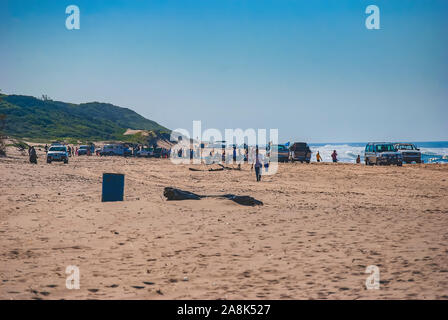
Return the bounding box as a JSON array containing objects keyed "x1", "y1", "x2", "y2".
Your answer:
[
  {"x1": 163, "y1": 187, "x2": 263, "y2": 206},
  {"x1": 188, "y1": 164, "x2": 241, "y2": 172}
]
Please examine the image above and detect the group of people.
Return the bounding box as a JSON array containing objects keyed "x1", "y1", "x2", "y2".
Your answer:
[
  {"x1": 315, "y1": 150, "x2": 361, "y2": 164},
  {"x1": 31, "y1": 142, "x2": 361, "y2": 182},
  {"x1": 172, "y1": 146, "x2": 249, "y2": 164},
  {"x1": 250, "y1": 149, "x2": 363, "y2": 182},
  {"x1": 315, "y1": 150, "x2": 340, "y2": 163}
]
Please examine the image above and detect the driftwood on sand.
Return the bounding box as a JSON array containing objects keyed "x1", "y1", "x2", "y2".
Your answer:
[
  {"x1": 163, "y1": 187, "x2": 263, "y2": 206},
  {"x1": 189, "y1": 167, "x2": 223, "y2": 172},
  {"x1": 188, "y1": 164, "x2": 241, "y2": 172}
]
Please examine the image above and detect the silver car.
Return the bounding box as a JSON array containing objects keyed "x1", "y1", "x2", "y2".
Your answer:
[
  {"x1": 47, "y1": 145, "x2": 69, "y2": 164},
  {"x1": 364, "y1": 142, "x2": 402, "y2": 166},
  {"x1": 394, "y1": 143, "x2": 421, "y2": 164}
]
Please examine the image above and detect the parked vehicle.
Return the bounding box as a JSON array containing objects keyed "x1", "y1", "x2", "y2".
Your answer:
[
  {"x1": 364, "y1": 142, "x2": 402, "y2": 166},
  {"x1": 153, "y1": 147, "x2": 163, "y2": 158},
  {"x1": 290, "y1": 142, "x2": 312, "y2": 163},
  {"x1": 99, "y1": 144, "x2": 130, "y2": 156},
  {"x1": 47, "y1": 145, "x2": 69, "y2": 164},
  {"x1": 271, "y1": 144, "x2": 290, "y2": 162},
  {"x1": 124, "y1": 147, "x2": 132, "y2": 157},
  {"x1": 137, "y1": 147, "x2": 154, "y2": 158},
  {"x1": 77, "y1": 145, "x2": 90, "y2": 156},
  {"x1": 394, "y1": 143, "x2": 421, "y2": 164}
]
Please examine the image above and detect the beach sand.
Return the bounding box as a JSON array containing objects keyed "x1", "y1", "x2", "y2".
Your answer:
[{"x1": 1, "y1": 146, "x2": 447, "y2": 300}]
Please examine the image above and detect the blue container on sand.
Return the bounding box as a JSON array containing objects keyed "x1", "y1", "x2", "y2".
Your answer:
[{"x1": 102, "y1": 173, "x2": 124, "y2": 202}]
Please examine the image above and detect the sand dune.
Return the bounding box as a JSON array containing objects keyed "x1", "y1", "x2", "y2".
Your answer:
[{"x1": 0, "y1": 146, "x2": 447, "y2": 299}]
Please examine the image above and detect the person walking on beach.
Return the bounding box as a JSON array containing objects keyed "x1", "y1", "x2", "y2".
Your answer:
[
  {"x1": 251, "y1": 148, "x2": 263, "y2": 182},
  {"x1": 29, "y1": 146, "x2": 37, "y2": 164},
  {"x1": 331, "y1": 150, "x2": 338, "y2": 163},
  {"x1": 44, "y1": 144, "x2": 48, "y2": 154},
  {"x1": 316, "y1": 151, "x2": 322, "y2": 162},
  {"x1": 356, "y1": 155, "x2": 361, "y2": 164}
]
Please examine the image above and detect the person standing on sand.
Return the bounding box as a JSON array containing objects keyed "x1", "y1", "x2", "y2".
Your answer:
[
  {"x1": 29, "y1": 146, "x2": 37, "y2": 164},
  {"x1": 356, "y1": 155, "x2": 361, "y2": 164},
  {"x1": 251, "y1": 148, "x2": 263, "y2": 182},
  {"x1": 316, "y1": 151, "x2": 322, "y2": 162},
  {"x1": 331, "y1": 150, "x2": 338, "y2": 163},
  {"x1": 233, "y1": 146, "x2": 237, "y2": 163}
]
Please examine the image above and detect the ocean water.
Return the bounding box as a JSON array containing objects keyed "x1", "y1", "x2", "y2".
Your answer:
[{"x1": 308, "y1": 141, "x2": 448, "y2": 164}]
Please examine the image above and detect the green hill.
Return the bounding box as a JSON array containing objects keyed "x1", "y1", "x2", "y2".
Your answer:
[{"x1": 0, "y1": 94, "x2": 170, "y2": 142}]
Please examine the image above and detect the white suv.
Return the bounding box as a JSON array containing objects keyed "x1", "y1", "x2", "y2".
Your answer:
[{"x1": 47, "y1": 145, "x2": 69, "y2": 164}]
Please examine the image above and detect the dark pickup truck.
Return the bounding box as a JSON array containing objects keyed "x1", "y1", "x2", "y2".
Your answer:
[{"x1": 290, "y1": 142, "x2": 312, "y2": 163}]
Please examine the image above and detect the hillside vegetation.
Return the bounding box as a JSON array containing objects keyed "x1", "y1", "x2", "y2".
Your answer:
[{"x1": 0, "y1": 94, "x2": 170, "y2": 143}]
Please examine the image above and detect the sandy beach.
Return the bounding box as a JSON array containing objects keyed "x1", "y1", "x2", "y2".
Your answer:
[{"x1": 1, "y1": 146, "x2": 447, "y2": 300}]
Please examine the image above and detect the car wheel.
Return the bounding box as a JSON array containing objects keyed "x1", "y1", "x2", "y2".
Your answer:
[
  {"x1": 47, "y1": 159, "x2": 51, "y2": 164},
  {"x1": 397, "y1": 162, "x2": 402, "y2": 166},
  {"x1": 306, "y1": 160, "x2": 310, "y2": 164},
  {"x1": 64, "y1": 160, "x2": 68, "y2": 164}
]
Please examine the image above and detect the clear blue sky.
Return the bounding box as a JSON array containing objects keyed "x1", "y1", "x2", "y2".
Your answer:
[{"x1": 1, "y1": 0, "x2": 447, "y2": 142}]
